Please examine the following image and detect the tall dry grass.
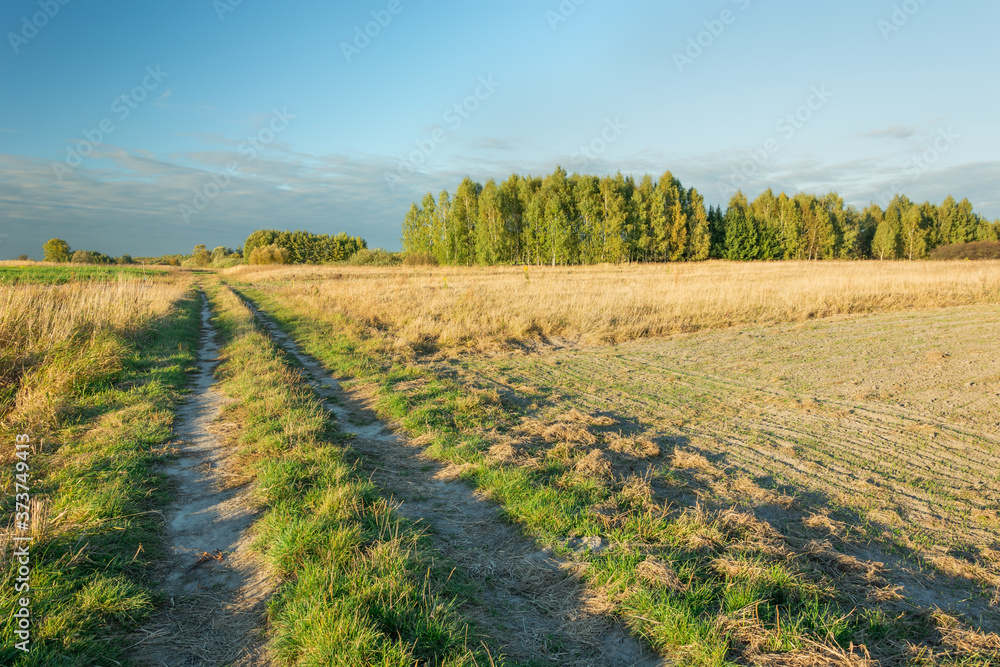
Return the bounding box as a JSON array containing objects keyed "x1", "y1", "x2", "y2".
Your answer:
[
  {"x1": 0, "y1": 275, "x2": 192, "y2": 432},
  {"x1": 226, "y1": 261, "x2": 1000, "y2": 353}
]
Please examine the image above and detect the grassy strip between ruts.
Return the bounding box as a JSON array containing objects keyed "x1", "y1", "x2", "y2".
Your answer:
[
  {"x1": 0, "y1": 285, "x2": 201, "y2": 665},
  {"x1": 206, "y1": 281, "x2": 509, "y2": 666},
  {"x1": 234, "y1": 283, "x2": 999, "y2": 667}
]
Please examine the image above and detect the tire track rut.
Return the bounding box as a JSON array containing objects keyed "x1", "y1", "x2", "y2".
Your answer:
[
  {"x1": 232, "y1": 287, "x2": 665, "y2": 667},
  {"x1": 132, "y1": 294, "x2": 270, "y2": 667}
]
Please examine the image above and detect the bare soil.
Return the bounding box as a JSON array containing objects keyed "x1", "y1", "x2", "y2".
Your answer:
[
  {"x1": 460, "y1": 305, "x2": 1000, "y2": 632},
  {"x1": 131, "y1": 298, "x2": 271, "y2": 667}
]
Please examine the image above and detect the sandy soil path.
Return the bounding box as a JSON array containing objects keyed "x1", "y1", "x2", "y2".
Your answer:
[{"x1": 131, "y1": 295, "x2": 271, "y2": 667}]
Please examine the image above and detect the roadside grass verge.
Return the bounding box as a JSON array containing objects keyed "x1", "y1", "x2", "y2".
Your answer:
[
  {"x1": 0, "y1": 279, "x2": 200, "y2": 665},
  {"x1": 206, "y1": 282, "x2": 507, "y2": 666},
  {"x1": 235, "y1": 282, "x2": 1000, "y2": 667}
]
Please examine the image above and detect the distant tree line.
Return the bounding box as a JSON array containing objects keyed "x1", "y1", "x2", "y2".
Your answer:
[
  {"x1": 243, "y1": 230, "x2": 367, "y2": 265},
  {"x1": 37, "y1": 231, "x2": 368, "y2": 268},
  {"x1": 42, "y1": 238, "x2": 135, "y2": 265},
  {"x1": 401, "y1": 168, "x2": 1000, "y2": 264}
]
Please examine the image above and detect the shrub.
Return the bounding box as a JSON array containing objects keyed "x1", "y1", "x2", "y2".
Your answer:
[
  {"x1": 248, "y1": 244, "x2": 292, "y2": 265},
  {"x1": 346, "y1": 248, "x2": 401, "y2": 266},
  {"x1": 71, "y1": 250, "x2": 96, "y2": 264},
  {"x1": 931, "y1": 241, "x2": 1000, "y2": 260},
  {"x1": 402, "y1": 251, "x2": 439, "y2": 267}
]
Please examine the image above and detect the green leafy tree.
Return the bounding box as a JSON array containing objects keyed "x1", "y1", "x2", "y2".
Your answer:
[
  {"x1": 475, "y1": 179, "x2": 509, "y2": 265},
  {"x1": 723, "y1": 192, "x2": 759, "y2": 261},
  {"x1": 572, "y1": 174, "x2": 603, "y2": 264},
  {"x1": 433, "y1": 190, "x2": 451, "y2": 264},
  {"x1": 901, "y1": 203, "x2": 932, "y2": 260},
  {"x1": 600, "y1": 174, "x2": 631, "y2": 263},
  {"x1": 401, "y1": 203, "x2": 426, "y2": 254},
  {"x1": 872, "y1": 198, "x2": 905, "y2": 260},
  {"x1": 243, "y1": 229, "x2": 366, "y2": 264},
  {"x1": 540, "y1": 167, "x2": 577, "y2": 266},
  {"x1": 686, "y1": 188, "x2": 711, "y2": 261},
  {"x1": 655, "y1": 172, "x2": 688, "y2": 262},
  {"x1": 43, "y1": 238, "x2": 71, "y2": 263},
  {"x1": 751, "y1": 189, "x2": 782, "y2": 260},
  {"x1": 520, "y1": 177, "x2": 545, "y2": 264},
  {"x1": 71, "y1": 250, "x2": 94, "y2": 264},
  {"x1": 777, "y1": 194, "x2": 804, "y2": 259},
  {"x1": 191, "y1": 244, "x2": 212, "y2": 267},
  {"x1": 448, "y1": 177, "x2": 480, "y2": 265},
  {"x1": 500, "y1": 175, "x2": 526, "y2": 263},
  {"x1": 634, "y1": 175, "x2": 658, "y2": 262},
  {"x1": 248, "y1": 244, "x2": 291, "y2": 265},
  {"x1": 705, "y1": 205, "x2": 724, "y2": 258}
]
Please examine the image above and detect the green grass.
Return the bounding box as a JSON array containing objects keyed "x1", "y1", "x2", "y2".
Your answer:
[
  {"x1": 0, "y1": 265, "x2": 167, "y2": 285},
  {"x1": 0, "y1": 289, "x2": 201, "y2": 665},
  {"x1": 206, "y1": 282, "x2": 511, "y2": 666},
  {"x1": 232, "y1": 283, "x2": 999, "y2": 666}
]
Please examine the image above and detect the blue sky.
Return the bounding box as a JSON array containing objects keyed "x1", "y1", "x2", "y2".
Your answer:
[{"x1": 1, "y1": 0, "x2": 998, "y2": 258}]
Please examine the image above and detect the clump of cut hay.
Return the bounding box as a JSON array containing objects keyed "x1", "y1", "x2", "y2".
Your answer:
[
  {"x1": 746, "y1": 643, "x2": 875, "y2": 667},
  {"x1": 561, "y1": 408, "x2": 615, "y2": 426},
  {"x1": 718, "y1": 509, "x2": 780, "y2": 541},
  {"x1": 516, "y1": 417, "x2": 597, "y2": 446},
  {"x1": 619, "y1": 474, "x2": 654, "y2": 506},
  {"x1": 608, "y1": 433, "x2": 661, "y2": 458},
  {"x1": 726, "y1": 476, "x2": 796, "y2": 509},
  {"x1": 636, "y1": 557, "x2": 687, "y2": 593},
  {"x1": 674, "y1": 505, "x2": 723, "y2": 552},
  {"x1": 671, "y1": 448, "x2": 721, "y2": 477},
  {"x1": 802, "y1": 511, "x2": 846, "y2": 536},
  {"x1": 804, "y1": 540, "x2": 887, "y2": 587},
  {"x1": 932, "y1": 611, "x2": 1000, "y2": 655},
  {"x1": 712, "y1": 557, "x2": 767, "y2": 581},
  {"x1": 575, "y1": 449, "x2": 612, "y2": 477},
  {"x1": 487, "y1": 442, "x2": 518, "y2": 463},
  {"x1": 928, "y1": 552, "x2": 1000, "y2": 589}
]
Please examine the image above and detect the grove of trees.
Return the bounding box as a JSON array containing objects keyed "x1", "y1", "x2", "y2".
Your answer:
[
  {"x1": 243, "y1": 230, "x2": 367, "y2": 264},
  {"x1": 43, "y1": 238, "x2": 123, "y2": 265},
  {"x1": 401, "y1": 169, "x2": 1000, "y2": 264}
]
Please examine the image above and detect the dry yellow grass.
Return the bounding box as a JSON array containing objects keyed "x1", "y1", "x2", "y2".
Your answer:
[
  {"x1": 225, "y1": 260, "x2": 1000, "y2": 353},
  {"x1": 0, "y1": 275, "x2": 192, "y2": 432}
]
